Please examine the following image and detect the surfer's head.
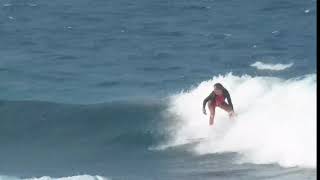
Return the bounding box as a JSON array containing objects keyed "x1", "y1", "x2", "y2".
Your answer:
[{"x1": 213, "y1": 83, "x2": 224, "y2": 95}]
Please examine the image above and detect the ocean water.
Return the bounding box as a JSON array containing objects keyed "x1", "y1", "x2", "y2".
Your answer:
[{"x1": 0, "y1": 0, "x2": 317, "y2": 179}]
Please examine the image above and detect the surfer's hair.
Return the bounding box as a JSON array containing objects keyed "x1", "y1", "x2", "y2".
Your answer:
[{"x1": 214, "y1": 83, "x2": 224, "y2": 90}]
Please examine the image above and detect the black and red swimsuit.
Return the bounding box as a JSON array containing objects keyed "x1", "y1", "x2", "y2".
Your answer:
[{"x1": 202, "y1": 89, "x2": 234, "y2": 110}]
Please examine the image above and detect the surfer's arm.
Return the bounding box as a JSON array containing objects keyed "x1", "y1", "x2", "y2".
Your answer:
[{"x1": 202, "y1": 92, "x2": 214, "y2": 110}]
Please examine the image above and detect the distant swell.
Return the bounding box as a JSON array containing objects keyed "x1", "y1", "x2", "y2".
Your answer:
[
  {"x1": 161, "y1": 73, "x2": 316, "y2": 168},
  {"x1": 250, "y1": 61, "x2": 293, "y2": 71}
]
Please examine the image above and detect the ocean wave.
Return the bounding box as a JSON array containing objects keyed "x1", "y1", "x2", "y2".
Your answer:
[
  {"x1": 250, "y1": 61, "x2": 293, "y2": 71},
  {"x1": 1, "y1": 74, "x2": 316, "y2": 169},
  {"x1": 161, "y1": 73, "x2": 316, "y2": 168}
]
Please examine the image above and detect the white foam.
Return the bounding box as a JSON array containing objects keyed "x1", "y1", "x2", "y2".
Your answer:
[
  {"x1": 164, "y1": 73, "x2": 316, "y2": 168},
  {"x1": 250, "y1": 61, "x2": 293, "y2": 71},
  {"x1": 0, "y1": 175, "x2": 109, "y2": 180}
]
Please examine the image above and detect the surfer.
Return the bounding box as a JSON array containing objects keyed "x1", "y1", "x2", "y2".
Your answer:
[{"x1": 202, "y1": 83, "x2": 235, "y2": 126}]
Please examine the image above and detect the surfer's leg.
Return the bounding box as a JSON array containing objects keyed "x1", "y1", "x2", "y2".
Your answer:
[
  {"x1": 219, "y1": 102, "x2": 232, "y2": 112},
  {"x1": 219, "y1": 102, "x2": 235, "y2": 118},
  {"x1": 208, "y1": 101, "x2": 216, "y2": 126}
]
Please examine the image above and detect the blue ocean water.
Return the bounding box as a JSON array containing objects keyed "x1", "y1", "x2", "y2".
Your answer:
[{"x1": 0, "y1": 0, "x2": 317, "y2": 179}]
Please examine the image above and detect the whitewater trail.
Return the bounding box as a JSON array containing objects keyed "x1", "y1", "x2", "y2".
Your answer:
[
  {"x1": 162, "y1": 73, "x2": 316, "y2": 168},
  {"x1": 0, "y1": 175, "x2": 108, "y2": 180}
]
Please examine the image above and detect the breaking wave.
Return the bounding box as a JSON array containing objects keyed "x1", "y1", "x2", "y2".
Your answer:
[{"x1": 162, "y1": 73, "x2": 316, "y2": 168}]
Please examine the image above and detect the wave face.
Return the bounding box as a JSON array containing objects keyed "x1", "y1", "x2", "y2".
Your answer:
[
  {"x1": 0, "y1": 100, "x2": 166, "y2": 148},
  {"x1": 0, "y1": 99, "x2": 169, "y2": 178},
  {"x1": 163, "y1": 73, "x2": 316, "y2": 168}
]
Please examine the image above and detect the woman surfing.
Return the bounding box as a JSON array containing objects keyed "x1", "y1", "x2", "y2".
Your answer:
[{"x1": 202, "y1": 83, "x2": 236, "y2": 126}]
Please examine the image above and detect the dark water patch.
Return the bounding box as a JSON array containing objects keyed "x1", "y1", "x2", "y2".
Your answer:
[
  {"x1": 223, "y1": 41, "x2": 252, "y2": 49},
  {"x1": 0, "y1": 67, "x2": 10, "y2": 72},
  {"x1": 141, "y1": 81, "x2": 159, "y2": 87},
  {"x1": 199, "y1": 42, "x2": 219, "y2": 48},
  {"x1": 225, "y1": 22, "x2": 252, "y2": 30},
  {"x1": 153, "y1": 30, "x2": 185, "y2": 38},
  {"x1": 250, "y1": 53, "x2": 286, "y2": 60},
  {"x1": 190, "y1": 168, "x2": 254, "y2": 178},
  {"x1": 78, "y1": 15, "x2": 105, "y2": 23},
  {"x1": 108, "y1": 131, "x2": 158, "y2": 147},
  {"x1": 153, "y1": 52, "x2": 172, "y2": 60},
  {"x1": 20, "y1": 40, "x2": 37, "y2": 46},
  {"x1": 139, "y1": 66, "x2": 183, "y2": 72},
  {"x1": 208, "y1": 33, "x2": 229, "y2": 41},
  {"x1": 96, "y1": 81, "x2": 120, "y2": 87},
  {"x1": 54, "y1": 54, "x2": 79, "y2": 61},
  {"x1": 181, "y1": 5, "x2": 209, "y2": 11},
  {"x1": 261, "y1": 1, "x2": 299, "y2": 12}
]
